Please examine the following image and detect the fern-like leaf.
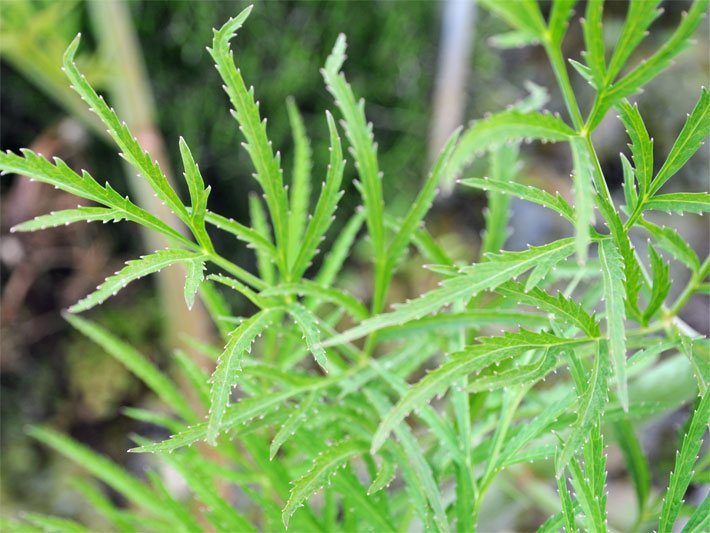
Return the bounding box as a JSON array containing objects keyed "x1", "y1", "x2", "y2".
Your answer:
[
  {"x1": 207, "y1": 308, "x2": 277, "y2": 445},
  {"x1": 658, "y1": 393, "x2": 709, "y2": 532},
  {"x1": 617, "y1": 101, "x2": 653, "y2": 198},
  {"x1": 287, "y1": 304, "x2": 329, "y2": 371},
  {"x1": 209, "y1": 6, "x2": 290, "y2": 274},
  {"x1": 447, "y1": 110, "x2": 575, "y2": 183},
  {"x1": 460, "y1": 176, "x2": 575, "y2": 223},
  {"x1": 322, "y1": 34, "x2": 386, "y2": 286},
  {"x1": 646, "y1": 192, "x2": 710, "y2": 214},
  {"x1": 286, "y1": 97, "x2": 313, "y2": 267},
  {"x1": 323, "y1": 238, "x2": 576, "y2": 347},
  {"x1": 183, "y1": 257, "x2": 206, "y2": 310},
  {"x1": 63, "y1": 35, "x2": 190, "y2": 224},
  {"x1": 269, "y1": 391, "x2": 319, "y2": 460},
  {"x1": 371, "y1": 331, "x2": 591, "y2": 452},
  {"x1": 599, "y1": 238, "x2": 628, "y2": 411},
  {"x1": 11, "y1": 206, "x2": 124, "y2": 233},
  {"x1": 69, "y1": 249, "x2": 205, "y2": 313},
  {"x1": 556, "y1": 341, "x2": 610, "y2": 475},
  {"x1": 0, "y1": 150, "x2": 190, "y2": 246},
  {"x1": 651, "y1": 88, "x2": 710, "y2": 194},
  {"x1": 282, "y1": 439, "x2": 368, "y2": 527},
  {"x1": 290, "y1": 112, "x2": 346, "y2": 280}
]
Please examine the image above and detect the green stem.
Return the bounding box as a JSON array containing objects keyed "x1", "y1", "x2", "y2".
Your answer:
[
  {"x1": 544, "y1": 41, "x2": 584, "y2": 130},
  {"x1": 669, "y1": 255, "x2": 710, "y2": 316}
]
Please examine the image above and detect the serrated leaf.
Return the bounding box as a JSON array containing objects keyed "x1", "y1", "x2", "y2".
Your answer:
[
  {"x1": 210, "y1": 6, "x2": 289, "y2": 274},
  {"x1": 367, "y1": 455, "x2": 397, "y2": 495},
  {"x1": 65, "y1": 314, "x2": 195, "y2": 421},
  {"x1": 498, "y1": 282, "x2": 600, "y2": 336},
  {"x1": 365, "y1": 388, "x2": 449, "y2": 532},
  {"x1": 643, "y1": 244, "x2": 670, "y2": 323},
  {"x1": 640, "y1": 218, "x2": 700, "y2": 273},
  {"x1": 11, "y1": 206, "x2": 124, "y2": 233},
  {"x1": 460, "y1": 176, "x2": 575, "y2": 223},
  {"x1": 645, "y1": 192, "x2": 710, "y2": 214},
  {"x1": 599, "y1": 238, "x2": 628, "y2": 411},
  {"x1": 183, "y1": 257, "x2": 206, "y2": 310},
  {"x1": 323, "y1": 238, "x2": 576, "y2": 347},
  {"x1": 606, "y1": 0, "x2": 663, "y2": 81},
  {"x1": 290, "y1": 112, "x2": 345, "y2": 280},
  {"x1": 386, "y1": 128, "x2": 460, "y2": 277},
  {"x1": 69, "y1": 249, "x2": 203, "y2": 313},
  {"x1": 377, "y1": 310, "x2": 549, "y2": 341},
  {"x1": 282, "y1": 439, "x2": 368, "y2": 527},
  {"x1": 590, "y1": 0, "x2": 708, "y2": 129},
  {"x1": 286, "y1": 97, "x2": 313, "y2": 267},
  {"x1": 617, "y1": 100, "x2": 653, "y2": 197},
  {"x1": 133, "y1": 387, "x2": 307, "y2": 453},
  {"x1": 582, "y1": 0, "x2": 606, "y2": 87},
  {"x1": 569, "y1": 58, "x2": 594, "y2": 84},
  {"x1": 322, "y1": 35, "x2": 386, "y2": 286},
  {"x1": 207, "y1": 308, "x2": 277, "y2": 445},
  {"x1": 468, "y1": 348, "x2": 558, "y2": 393},
  {"x1": 658, "y1": 393, "x2": 710, "y2": 532},
  {"x1": 679, "y1": 336, "x2": 710, "y2": 394},
  {"x1": 178, "y1": 137, "x2": 209, "y2": 224},
  {"x1": 567, "y1": 446, "x2": 607, "y2": 533},
  {"x1": 447, "y1": 110, "x2": 575, "y2": 184},
  {"x1": 556, "y1": 473, "x2": 578, "y2": 533},
  {"x1": 620, "y1": 153, "x2": 638, "y2": 211},
  {"x1": 0, "y1": 150, "x2": 190, "y2": 247},
  {"x1": 269, "y1": 391, "x2": 318, "y2": 460},
  {"x1": 652, "y1": 88, "x2": 710, "y2": 194},
  {"x1": 548, "y1": 0, "x2": 578, "y2": 47},
  {"x1": 63, "y1": 35, "x2": 190, "y2": 225},
  {"x1": 287, "y1": 303, "x2": 328, "y2": 370},
  {"x1": 372, "y1": 331, "x2": 591, "y2": 452},
  {"x1": 557, "y1": 341, "x2": 609, "y2": 475}
]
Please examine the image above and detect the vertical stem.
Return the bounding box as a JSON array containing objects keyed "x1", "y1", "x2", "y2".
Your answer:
[{"x1": 543, "y1": 41, "x2": 584, "y2": 131}]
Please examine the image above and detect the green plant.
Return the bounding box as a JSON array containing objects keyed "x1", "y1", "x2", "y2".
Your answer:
[{"x1": 2, "y1": 2, "x2": 709, "y2": 531}]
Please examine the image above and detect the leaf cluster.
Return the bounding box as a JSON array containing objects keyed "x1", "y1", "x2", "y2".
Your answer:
[{"x1": 2, "y1": 2, "x2": 708, "y2": 532}]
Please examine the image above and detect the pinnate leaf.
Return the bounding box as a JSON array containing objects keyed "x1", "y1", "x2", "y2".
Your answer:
[
  {"x1": 323, "y1": 238, "x2": 576, "y2": 347},
  {"x1": 207, "y1": 308, "x2": 278, "y2": 445},
  {"x1": 11, "y1": 207, "x2": 124, "y2": 233},
  {"x1": 69, "y1": 249, "x2": 204, "y2": 313},
  {"x1": 599, "y1": 238, "x2": 628, "y2": 411},
  {"x1": 282, "y1": 439, "x2": 368, "y2": 527},
  {"x1": 658, "y1": 393, "x2": 710, "y2": 532},
  {"x1": 372, "y1": 330, "x2": 591, "y2": 452}
]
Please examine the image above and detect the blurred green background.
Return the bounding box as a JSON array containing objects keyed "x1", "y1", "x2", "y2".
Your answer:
[{"x1": 1, "y1": 0, "x2": 707, "y2": 528}]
